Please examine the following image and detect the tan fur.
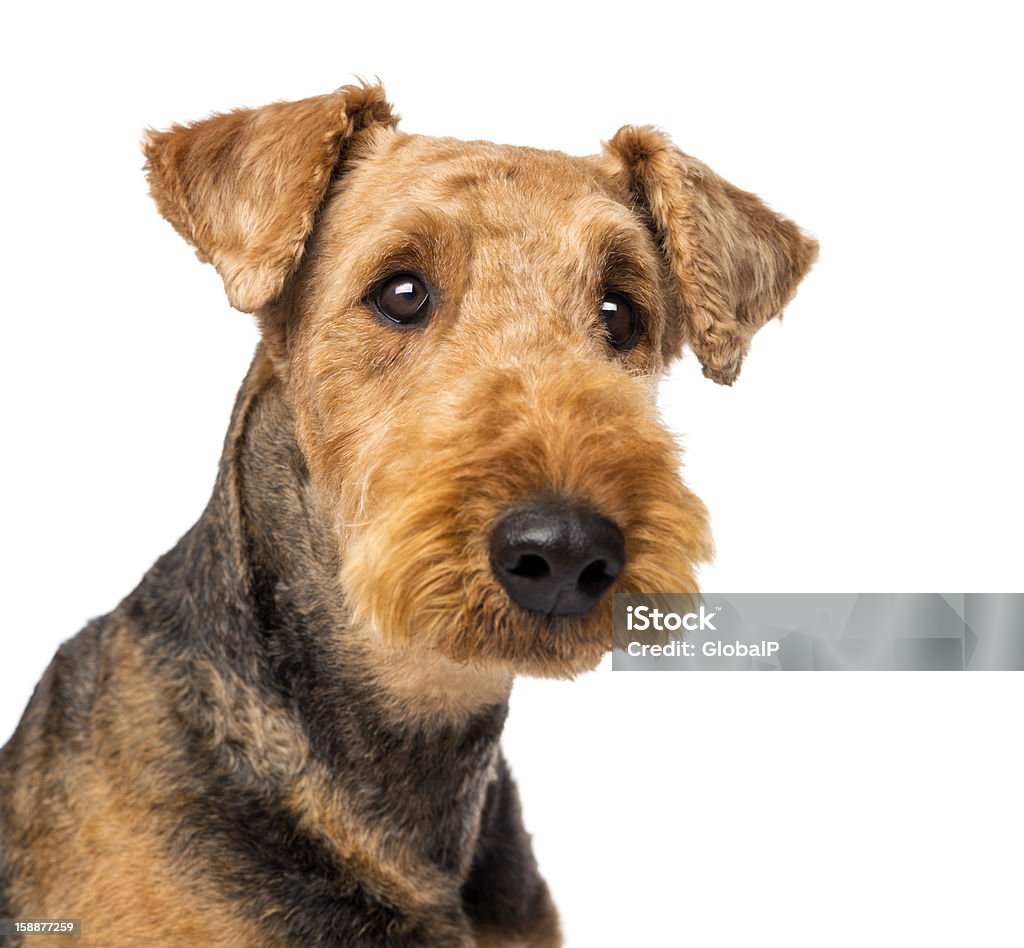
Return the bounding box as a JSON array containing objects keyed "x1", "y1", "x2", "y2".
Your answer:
[
  {"x1": 600, "y1": 126, "x2": 819, "y2": 384},
  {"x1": 143, "y1": 84, "x2": 397, "y2": 318},
  {"x1": 282, "y1": 767, "x2": 473, "y2": 940},
  {"x1": 229, "y1": 352, "x2": 517, "y2": 724},
  {"x1": 4, "y1": 624, "x2": 266, "y2": 947},
  {"x1": 350, "y1": 633, "x2": 515, "y2": 726},
  {"x1": 474, "y1": 932, "x2": 561, "y2": 948}
]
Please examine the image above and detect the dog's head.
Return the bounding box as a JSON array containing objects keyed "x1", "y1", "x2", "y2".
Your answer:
[{"x1": 144, "y1": 83, "x2": 816, "y2": 678}]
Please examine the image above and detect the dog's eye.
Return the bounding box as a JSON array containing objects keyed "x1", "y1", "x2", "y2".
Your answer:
[
  {"x1": 600, "y1": 292, "x2": 639, "y2": 350},
  {"x1": 373, "y1": 273, "x2": 432, "y2": 325}
]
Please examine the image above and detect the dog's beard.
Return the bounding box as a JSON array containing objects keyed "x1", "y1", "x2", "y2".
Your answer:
[{"x1": 335, "y1": 361, "x2": 711, "y2": 678}]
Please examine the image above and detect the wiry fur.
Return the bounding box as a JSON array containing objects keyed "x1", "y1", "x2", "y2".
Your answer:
[
  {"x1": 601, "y1": 126, "x2": 819, "y2": 384},
  {"x1": 0, "y1": 82, "x2": 815, "y2": 946},
  {"x1": 337, "y1": 356, "x2": 709, "y2": 677},
  {"x1": 143, "y1": 84, "x2": 397, "y2": 316}
]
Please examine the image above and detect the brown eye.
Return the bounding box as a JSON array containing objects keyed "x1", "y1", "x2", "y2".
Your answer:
[
  {"x1": 373, "y1": 273, "x2": 432, "y2": 325},
  {"x1": 601, "y1": 292, "x2": 639, "y2": 350}
]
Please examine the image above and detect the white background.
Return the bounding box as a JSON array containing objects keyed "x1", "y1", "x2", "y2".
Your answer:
[{"x1": 2, "y1": 2, "x2": 1022, "y2": 946}]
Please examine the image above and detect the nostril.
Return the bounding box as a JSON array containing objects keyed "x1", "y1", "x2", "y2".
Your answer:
[
  {"x1": 508, "y1": 553, "x2": 551, "y2": 580},
  {"x1": 577, "y1": 558, "x2": 614, "y2": 597}
]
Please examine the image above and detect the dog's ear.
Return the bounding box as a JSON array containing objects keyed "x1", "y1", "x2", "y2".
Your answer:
[
  {"x1": 602, "y1": 126, "x2": 818, "y2": 385},
  {"x1": 143, "y1": 84, "x2": 397, "y2": 314}
]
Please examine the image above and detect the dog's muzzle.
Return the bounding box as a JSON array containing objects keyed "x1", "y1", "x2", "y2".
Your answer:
[{"x1": 489, "y1": 499, "x2": 625, "y2": 617}]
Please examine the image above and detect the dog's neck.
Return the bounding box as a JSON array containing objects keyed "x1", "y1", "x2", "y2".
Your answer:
[{"x1": 127, "y1": 348, "x2": 512, "y2": 886}]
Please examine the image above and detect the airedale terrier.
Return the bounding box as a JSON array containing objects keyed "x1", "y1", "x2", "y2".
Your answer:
[{"x1": 0, "y1": 83, "x2": 816, "y2": 946}]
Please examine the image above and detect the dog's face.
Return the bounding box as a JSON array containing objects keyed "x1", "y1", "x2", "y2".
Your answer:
[
  {"x1": 144, "y1": 84, "x2": 816, "y2": 679},
  {"x1": 289, "y1": 130, "x2": 710, "y2": 677}
]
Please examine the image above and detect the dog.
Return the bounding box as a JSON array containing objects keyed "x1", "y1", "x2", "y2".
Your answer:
[{"x1": 0, "y1": 83, "x2": 816, "y2": 946}]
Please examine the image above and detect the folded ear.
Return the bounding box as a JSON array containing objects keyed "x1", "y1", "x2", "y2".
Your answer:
[
  {"x1": 603, "y1": 126, "x2": 818, "y2": 385},
  {"x1": 143, "y1": 83, "x2": 397, "y2": 313}
]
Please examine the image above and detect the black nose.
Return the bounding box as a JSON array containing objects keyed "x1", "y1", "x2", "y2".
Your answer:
[{"x1": 489, "y1": 501, "x2": 626, "y2": 617}]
